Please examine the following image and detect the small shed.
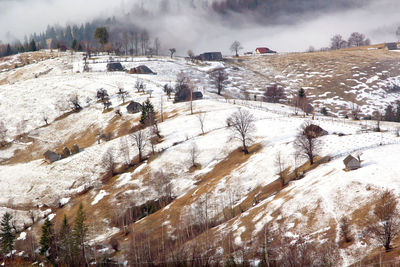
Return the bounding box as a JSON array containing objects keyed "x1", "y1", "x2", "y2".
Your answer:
[
  {"x1": 198, "y1": 52, "x2": 223, "y2": 61},
  {"x1": 128, "y1": 65, "x2": 156, "y2": 75},
  {"x1": 43, "y1": 150, "x2": 61, "y2": 163},
  {"x1": 304, "y1": 124, "x2": 328, "y2": 138},
  {"x1": 126, "y1": 101, "x2": 142, "y2": 114},
  {"x1": 255, "y1": 47, "x2": 277, "y2": 54},
  {"x1": 343, "y1": 155, "x2": 360, "y2": 170},
  {"x1": 192, "y1": 91, "x2": 203, "y2": 100},
  {"x1": 107, "y1": 62, "x2": 124, "y2": 72}
]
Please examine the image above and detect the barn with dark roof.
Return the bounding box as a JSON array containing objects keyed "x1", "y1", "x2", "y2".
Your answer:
[
  {"x1": 255, "y1": 47, "x2": 277, "y2": 54},
  {"x1": 198, "y1": 52, "x2": 223, "y2": 61}
]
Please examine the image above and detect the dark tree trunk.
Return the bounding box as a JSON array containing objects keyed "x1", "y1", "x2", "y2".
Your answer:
[{"x1": 243, "y1": 140, "x2": 249, "y2": 154}]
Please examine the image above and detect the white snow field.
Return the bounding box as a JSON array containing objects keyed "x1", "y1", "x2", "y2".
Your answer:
[{"x1": 0, "y1": 51, "x2": 400, "y2": 265}]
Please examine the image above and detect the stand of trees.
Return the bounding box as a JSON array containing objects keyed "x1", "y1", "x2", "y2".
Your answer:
[
  {"x1": 38, "y1": 204, "x2": 88, "y2": 266},
  {"x1": 0, "y1": 15, "x2": 163, "y2": 58},
  {"x1": 330, "y1": 32, "x2": 371, "y2": 50}
]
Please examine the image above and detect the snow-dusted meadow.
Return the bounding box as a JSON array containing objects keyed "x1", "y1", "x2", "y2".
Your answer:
[{"x1": 0, "y1": 51, "x2": 400, "y2": 265}]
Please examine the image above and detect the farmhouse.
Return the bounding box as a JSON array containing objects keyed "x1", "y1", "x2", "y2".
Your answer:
[
  {"x1": 197, "y1": 52, "x2": 223, "y2": 61},
  {"x1": 386, "y1": 42, "x2": 400, "y2": 50},
  {"x1": 255, "y1": 47, "x2": 277, "y2": 54},
  {"x1": 343, "y1": 155, "x2": 361, "y2": 170},
  {"x1": 107, "y1": 62, "x2": 124, "y2": 72},
  {"x1": 192, "y1": 91, "x2": 203, "y2": 100},
  {"x1": 43, "y1": 150, "x2": 61, "y2": 163},
  {"x1": 128, "y1": 65, "x2": 156, "y2": 75},
  {"x1": 126, "y1": 101, "x2": 142, "y2": 114},
  {"x1": 304, "y1": 124, "x2": 328, "y2": 138}
]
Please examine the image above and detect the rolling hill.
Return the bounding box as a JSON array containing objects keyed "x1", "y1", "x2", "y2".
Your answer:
[{"x1": 0, "y1": 48, "x2": 400, "y2": 265}]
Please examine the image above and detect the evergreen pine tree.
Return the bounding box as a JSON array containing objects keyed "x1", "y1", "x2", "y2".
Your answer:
[
  {"x1": 396, "y1": 102, "x2": 400, "y2": 123},
  {"x1": 298, "y1": 88, "x2": 305, "y2": 98},
  {"x1": 71, "y1": 39, "x2": 78, "y2": 51},
  {"x1": 5, "y1": 44, "x2": 12, "y2": 56},
  {"x1": 384, "y1": 104, "x2": 395, "y2": 122},
  {"x1": 140, "y1": 99, "x2": 155, "y2": 125},
  {"x1": 0, "y1": 212, "x2": 15, "y2": 258},
  {"x1": 59, "y1": 215, "x2": 73, "y2": 266},
  {"x1": 72, "y1": 203, "x2": 87, "y2": 266},
  {"x1": 39, "y1": 217, "x2": 57, "y2": 264},
  {"x1": 29, "y1": 39, "x2": 37, "y2": 52}
]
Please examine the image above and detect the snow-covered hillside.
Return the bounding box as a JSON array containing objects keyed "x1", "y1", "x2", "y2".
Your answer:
[
  {"x1": 0, "y1": 51, "x2": 399, "y2": 266},
  {"x1": 229, "y1": 49, "x2": 400, "y2": 117}
]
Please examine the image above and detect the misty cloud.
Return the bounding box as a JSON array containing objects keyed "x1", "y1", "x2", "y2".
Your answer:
[
  {"x1": 0, "y1": 0, "x2": 399, "y2": 53},
  {"x1": 0, "y1": 0, "x2": 119, "y2": 41}
]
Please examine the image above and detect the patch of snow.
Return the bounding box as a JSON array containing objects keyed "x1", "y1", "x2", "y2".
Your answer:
[{"x1": 91, "y1": 190, "x2": 108, "y2": 205}]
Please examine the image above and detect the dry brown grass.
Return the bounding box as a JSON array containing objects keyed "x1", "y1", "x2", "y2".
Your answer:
[
  {"x1": 0, "y1": 51, "x2": 58, "y2": 85},
  {"x1": 236, "y1": 48, "x2": 400, "y2": 115},
  {"x1": 110, "y1": 144, "x2": 263, "y2": 250}
]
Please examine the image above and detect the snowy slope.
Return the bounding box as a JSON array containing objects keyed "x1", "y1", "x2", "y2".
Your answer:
[{"x1": 0, "y1": 51, "x2": 400, "y2": 265}]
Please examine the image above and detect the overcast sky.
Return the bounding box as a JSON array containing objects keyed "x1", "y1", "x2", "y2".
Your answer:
[
  {"x1": 0, "y1": 0, "x2": 399, "y2": 53},
  {"x1": 0, "y1": 0, "x2": 118, "y2": 40}
]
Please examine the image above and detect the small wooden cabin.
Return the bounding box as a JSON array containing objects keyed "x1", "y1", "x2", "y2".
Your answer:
[
  {"x1": 126, "y1": 101, "x2": 143, "y2": 114},
  {"x1": 343, "y1": 155, "x2": 361, "y2": 171}
]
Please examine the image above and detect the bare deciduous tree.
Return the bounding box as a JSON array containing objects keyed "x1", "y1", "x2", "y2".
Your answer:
[
  {"x1": 275, "y1": 151, "x2": 286, "y2": 187},
  {"x1": 43, "y1": 114, "x2": 49, "y2": 125},
  {"x1": 279, "y1": 235, "x2": 316, "y2": 267},
  {"x1": 135, "y1": 79, "x2": 145, "y2": 93},
  {"x1": 263, "y1": 84, "x2": 286, "y2": 103},
  {"x1": 187, "y1": 49, "x2": 195, "y2": 62},
  {"x1": 119, "y1": 136, "x2": 131, "y2": 166},
  {"x1": 256, "y1": 224, "x2": 276, "y2": 267},
  {"x1": 227, "y1": 109, "x2": 256, "y2": 154},
  {"x1": 152, "y1": 170, "x2": 172, "y2": 200},
  {"x1": 117, "y1": 87, "x2": 129, "y2": 103},
  {"x1": 160, "y1": 94, "x2": 164, "y2": 123},
  {"x1": 140, "y1": 30, "x2": 149, "y2": 55},
  {"x1": 69, "y1": 94, "x2": 82, "y2": 111},
  {"x1": 330, "y1": 34, "x2": 347, "y2": 50},
  {"x1": 197, "y1": 113, "x2": 206, "y2": 134},
  {"x1": 351, "y1": 102, "x2": 361, "y2": 120},
  {"x1": 96, "y1": 88, "x2": 109, "y2": 101},
  {"x1": 163, "y1": 84, "x2": 173, "y2": 99},
  {"x1": 169, "y1": 48, "x2": 176, "y2": 59},
  {"x1": 154, "y1": 38, "x2": 161, "y2": 56},
  {"x1": 210, "y1": 68, "x2": 228, "y2": 95},
  {"x1": 339, "y1": 216, "x2": 352, "y2": 243},
  {"x1": 293, "y1": 121, "x2": 321, "y2": 165},
  {"x1": 131, "y1": 129, "x2": 147, "y2": 162},
  {"x1": 129, "y1": 31, "x2": 138, "y2": 56},
  {"x1": 348, "y1": 32, "x2": 369, "y2": 47},
  {"x1": 103, "y1": 99, "x2": 112, "y2": 110},
  {"x1": 372, "y1": 110, "x2": 382, "y2": 132},
  {"x1": 0, "y1": 121, "x2": 8, "y2": 147},
  {"x1": 366, "y1": 190, "x2": 400, "y2": 252},
  {"x1": 230, "y1": 40, "x2": 243, "y2": 57},
  {"x1": 121, "y1": 31, "x2": 129, "y2": 56},
  {"x1": 101, "y1": 147, "x2": 115, "y2": 182},
  {"x1": 190, "y1": 142, "x2": 199, "y2": 167}
]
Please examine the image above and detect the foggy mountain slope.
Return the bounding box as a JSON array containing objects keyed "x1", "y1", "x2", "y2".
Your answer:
[{"x1": 211, "y1": 0, "x2": 370, "y2": 23}]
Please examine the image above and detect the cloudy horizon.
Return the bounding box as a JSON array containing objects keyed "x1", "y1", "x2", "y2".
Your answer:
[{"x1": 0, "y1": 0, "x2": 399, "y2": 53}]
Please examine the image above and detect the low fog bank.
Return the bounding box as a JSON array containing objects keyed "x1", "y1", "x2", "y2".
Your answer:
[
  {"x1": 1, "y1": 0, "x2": 399, "y2": 54},
  {"x1": 0, "y1": 0, "x2": 118, "y2": 42}
]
